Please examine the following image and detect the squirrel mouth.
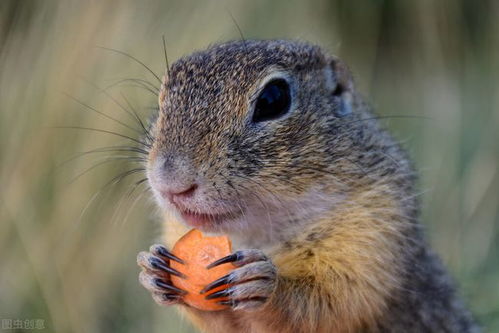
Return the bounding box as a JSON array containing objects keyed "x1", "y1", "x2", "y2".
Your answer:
[{"x1": 176, "y1": 207, "x2": 243, "y2": 229}]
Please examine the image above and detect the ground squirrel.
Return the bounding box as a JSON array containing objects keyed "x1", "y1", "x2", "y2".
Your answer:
[{"x1": 136, "y1": 40, "x2": 478, "y2": 332}]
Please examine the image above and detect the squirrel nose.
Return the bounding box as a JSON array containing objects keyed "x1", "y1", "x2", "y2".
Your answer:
[{"x1": 154, "y1": 153, "x2": 199, "y2": 203}]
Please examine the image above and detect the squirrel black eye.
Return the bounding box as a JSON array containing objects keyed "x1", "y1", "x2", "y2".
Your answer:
[{"x1": 252, "y1": 79, "x2": 291, "y2": 122}]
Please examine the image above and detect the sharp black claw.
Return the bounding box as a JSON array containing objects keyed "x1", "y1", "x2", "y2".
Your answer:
[
  {"x1": 155, "y1": 278, "x2": 187, "y2": 295},
  {"x1": 163, "y1": 293, "x2": 180, "y2": 301},
  {"x1": 150, "y1": 257, "x2": 187, "y2": 278},
  {"x1": 217, "y1": 300, "x2": 236, "y2": 306},
  {"x1": 205, "y1": 287, "x2": 232, "y2": 300},
  {"x1": 199, "y1": 273, "x2": 232, "y2": 294},
  {"x1": 156, "y1": 245, "x2": 185, "y2": 264},
  {"x1": 207, "y1": 252, "x2": 241, "y2": 269}
]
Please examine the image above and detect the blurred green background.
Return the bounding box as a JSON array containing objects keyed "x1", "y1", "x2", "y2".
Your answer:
[{"x1": 1, "y1": 0, "x2": 498, "y2": 332}]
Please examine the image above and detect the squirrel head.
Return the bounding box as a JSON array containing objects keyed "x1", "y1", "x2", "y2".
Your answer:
[{"x1": 147, "y1": 40, "x2": 368, "y2": 238}]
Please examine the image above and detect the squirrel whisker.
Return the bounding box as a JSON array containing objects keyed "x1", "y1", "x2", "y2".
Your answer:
[
  {"x1": 68, "y1": 157, "x2": 145, "y2": 185},
  {"x1": 103, "y1": 77, "x2": 159, "y2": 94},
  {"x1": 58, "y1": 145, "x2": 148, "y2": 170},
  {"x1": 96, "y1": 46, "x2": 162, "y2": 84},
  {"x1": 63, "y1": 92, "x2": 146, "y2": 136},
  {"x1": 54, "y1": 126, "x2": 150, "y2": 148}
]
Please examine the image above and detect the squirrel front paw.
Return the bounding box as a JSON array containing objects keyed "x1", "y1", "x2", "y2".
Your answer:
[
  {"x1": 200, "y1": 249, "x2": 277, "y2": 312},
  {"x1": 137, "y1": 244, "x2": 187, "y2": 306}
]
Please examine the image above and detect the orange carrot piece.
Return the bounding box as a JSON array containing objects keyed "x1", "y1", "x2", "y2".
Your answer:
[{"x1": 170, "y1": 229, "x2": 234, "y2": 311}]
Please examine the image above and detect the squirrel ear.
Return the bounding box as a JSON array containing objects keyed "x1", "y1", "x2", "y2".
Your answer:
[{"x1": 326, "y1": 57, "x2": 354, "y2": 117}]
